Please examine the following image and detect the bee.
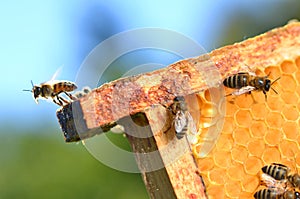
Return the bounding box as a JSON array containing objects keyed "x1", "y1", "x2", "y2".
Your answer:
[
  {"x1": 23, "y1": 80, "x2": 77, "y2": 106},
  {"x1": 262, "y1": 163, "x2": 300, "y2": 189},
  {"x1": 223, "y1": 72, "x2": 280, "y2": 100},
  {"x1": 169, "y1": 96, "x2": 198, "y2": 144},
  {"x1": 254, "y1": 188, "x2": 300, "y2": 199}
]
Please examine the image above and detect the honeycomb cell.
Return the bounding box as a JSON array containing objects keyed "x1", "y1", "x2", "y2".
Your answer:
[
  {"x1": 281, "y1": 60, "x2": 297, "y2": 74},
  {"x1": 266, "y1": 95, "x2": 284, "y2": 111},
  {"x1": 235, "y1": 94, "x2": 254, "y2": 109},
  {"x1": 262, "y1": 147, "x2": 281, "y2": 164},
  {"x1": 250, "y1": 121, "x2": 267, "y2": 138},
  {"x1": 208, "y1": 167, "x2": 227, "y2": 185},
  {"x1": 279, "y1": 74, "x2": 297, "y2": 92},
  {"x1": 215, "y1": 134, "x2": 233, "y2": 152},
  {"x1": 203, "y1": 89, "x2": 212, "y2": 102},
  {"x1": 213, "y1": 150, "x2": 232, "y2": 169},
  {"x1": 244, "y1": 156, "x2": 263, "y2": 175},
  {"x1": 282, "y1": 121, "x2": 299, "y2": 140},
  {"x1": 252, "y1": 91, "x2": 266, "y2": 104},
  {"x1": 200, "y1": 103, "x2": 217, "y2": 118},
  {"x1": 206, "y1": 185, "x2": 225, "y2": 199},
  {"x1": 264, "y1": 128, "x2": 283, "y2": 146},
  {"x1": 247, "y1": 139, "x2": 265, "y2": 157},
  {"x1": 232, "y1": 128, "x2": 251, "y2": 146},
  {"x1": 226, "y1": 162, "x2": 244, "y2": 181},
  {"x1": 238, "y1": 191, "x2": 254, "y2": 199},
  {"x1": 282, "y1": 105, "x2": 299, "y2": 121},
  {"x1": 225, "y1": 100, "x2": 238, "y2": 116},
  {"x1": 251, "y1": 103, "x2": 269, "y2": 120},
  {"x1": 225, "y1": 180, "x2": 242, "y2": 198},
  {"x1": 231, "y1": 145, "x2": 248, "y2": 163},
  {"x1": 279, "y1": 139, "x2": 299, "y2": 159},
  {"x1": 265, "y1": 112, "x2": 283, "y2": 129},
  {"x1": 234, "y1": 110, "x2": 252, "y2": 127},
  {"x1": 199, "y1": 117, "x2": 216, "y2": 128},
  {"x1": 197, "y1": 157, "x2": 214, "y2": 172},
  {"x1": 222, "y1": 117, "x2": 235, "y2": 134},
  {"x1": 241, "y1": 174, "x2": 260, "y2": 193},
  {"x1": 265, "y1": 66, "x2": 281, "y2": 78},
  {"x1": 281, "y1": 91, "x2": 298, "y2": 104}
]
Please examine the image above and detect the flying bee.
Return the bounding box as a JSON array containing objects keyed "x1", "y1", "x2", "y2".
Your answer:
[
  {"x1": 169, "y1": 96, "x2": 198, "y2": 144},
  {"x1": 254, "y1": 188, "x2": 300, "y2": 199},
  {"x1": 223, "y1": 72, "x2": 280, "y2": 101},
  {"x1": 23, "y1": 80, "x2": 77, "y2": 106},
  {"x1": 262, "y1": 163, "x2": 300, "y2": 189}
]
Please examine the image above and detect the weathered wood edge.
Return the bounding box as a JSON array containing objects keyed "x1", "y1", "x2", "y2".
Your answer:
[{"x1": 56, "y1": 21, "x2": 300, "y2": 142}]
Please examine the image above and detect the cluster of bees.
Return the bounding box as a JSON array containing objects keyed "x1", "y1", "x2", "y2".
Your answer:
[{"x1": 255, "y1": 163, "x2": 300, "y2": 199}]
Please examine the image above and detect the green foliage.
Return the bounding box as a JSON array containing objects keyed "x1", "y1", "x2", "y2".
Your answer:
[{"x1": 0, "y1": 131, "x2": 148, "y2": 199}]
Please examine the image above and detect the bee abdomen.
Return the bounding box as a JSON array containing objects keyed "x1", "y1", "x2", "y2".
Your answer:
[
  {"x1": 223, "y1": 73, "x2": 248, "y2": 89},
  {"x1": 262, "y1": 164, "x2": 288, "y2": 180},
  {"x1": 54, "y1": 82, "x2": 77, "y2": 92},
  {"x1": 254, "y1": 189, "x2": 277, "y2": 199}
]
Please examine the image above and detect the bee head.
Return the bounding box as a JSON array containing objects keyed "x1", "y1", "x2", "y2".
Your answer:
[
  {"x1": 23, "y1": 80, "x2": 40, "y2": 104},
  {"x1": 264, "y1": 79, "x2": 271, "y2": 91},
  {"x1": 32, "y1": 86, "x2": 41, "y2": 102}
]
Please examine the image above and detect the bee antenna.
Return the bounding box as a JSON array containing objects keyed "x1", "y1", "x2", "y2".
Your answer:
[
  {"x1": 271, "y1": 76, "x2": 281, "y2": 85},
  {"x1": 271, "y1": 87, "x2": 278, "y2": 94},
  {"x1": 23, "y1": 80, "x2": 35, "y2": 92}
]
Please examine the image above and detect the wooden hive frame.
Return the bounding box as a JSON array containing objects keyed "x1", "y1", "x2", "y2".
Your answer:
[{"x1": 57, "y1": 20, "x2": 300, "y2": 198}]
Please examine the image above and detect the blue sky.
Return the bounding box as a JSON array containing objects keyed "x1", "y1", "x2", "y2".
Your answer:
[{"x1": 0, "y1": 0, "x2": 298, "y2": 132}]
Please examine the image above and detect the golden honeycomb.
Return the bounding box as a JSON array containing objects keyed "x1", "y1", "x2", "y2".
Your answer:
[{"x1": 191, "y1": 57, "x2": 300, "y2": 198}]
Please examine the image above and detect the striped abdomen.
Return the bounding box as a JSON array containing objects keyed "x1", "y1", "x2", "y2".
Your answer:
[
  {"x1": 254, "y1": 189, "x2": 278, "y2": 199},
  {"x1": 254, "y1": 189, "x2": 299, "y2": 199},
  {"x1": 262, "y1": 163, "x2": 288, "y2": 180},
  {"x1": 223, "y1": 73, "x2": 249, "y2": 89},
  {"x1": 53, "y1": 81, "x2": 77, "y2": 93}
]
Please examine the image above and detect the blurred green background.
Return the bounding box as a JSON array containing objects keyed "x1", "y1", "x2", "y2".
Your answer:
[{"x1": 1, "y1": 1, "x2": 300, "y2": 199}]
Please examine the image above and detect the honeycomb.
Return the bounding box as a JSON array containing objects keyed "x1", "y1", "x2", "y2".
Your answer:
[{"x1": 191, "y1": 58, "x2": 300, "y2": 198}]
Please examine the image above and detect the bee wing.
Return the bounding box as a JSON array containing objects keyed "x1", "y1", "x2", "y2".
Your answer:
[
  {"x1": 260, "y1": 173, "x2": 286, "y2": 194},
  {"x1": 231, "y1": 86, "x2": 256, "y2": 96},
  {"x1": 261, "y1": 173, "x2": 278, "y2": 188},
  {"x1": 186, "y1": 112, "x2": 199, "y2": 144},
  {"x1": 50, "y1": 65, "x2": 63, "y2": 82},
  {"x1": 174, "y1": 110, "x2": 187, "y2": 133},
  {"x1": 186, "y1": 112, "x2": 197, "y2": 135}
]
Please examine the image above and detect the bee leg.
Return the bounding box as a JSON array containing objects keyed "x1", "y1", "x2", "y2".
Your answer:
[
  {"x1": 263, "y1": 90, "x2": 268, "y2": 102},
  {"x1": 58, "y1": 95, "x2": 70, "y2": 104},
  {"x1": 64, "y1": 92, "x2": 77, "y2": 100},
  {"x1": 53, "y1": 97, "x2": 63, "y2": 106},
  {"x1": 248, "y1": 92, "x2": 257, "y2": 104}
]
